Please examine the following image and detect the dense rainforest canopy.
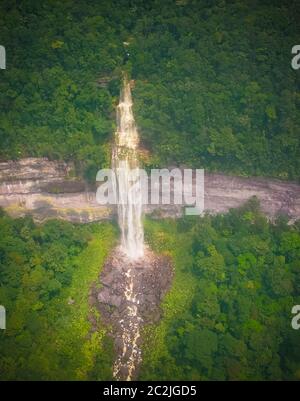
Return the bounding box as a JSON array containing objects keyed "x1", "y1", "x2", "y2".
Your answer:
[
  {"x1": 0, "y1": 200, "x2": 299, "y2": 380},
  {"x1": 0, "y1": 212, "x2": 117, "y2": 380},
  {"x1": 0, "y1": 0, "x2": 299, "y2": 179},
  {"x1": 141, "y1": 200, "x2": 300, "y2": 380},
  {"x1": 0, "y1": 0, "x2": 300, "y2": 382}
]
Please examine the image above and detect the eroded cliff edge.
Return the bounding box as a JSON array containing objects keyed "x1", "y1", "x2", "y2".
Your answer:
[{"x1": 0, "y1": 158, "x2": 299, "y2": 223}]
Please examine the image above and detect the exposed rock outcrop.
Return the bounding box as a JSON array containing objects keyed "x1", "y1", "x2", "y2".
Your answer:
[
  {"x1": 0, "y1": 157, "x2": 299, "y2": 223},
  {"x1": 0, "y1": 158, "x2": 111, "y2": 222},
  {"x1": 91, "y1": 246, "x2": 173, "y2": 380}
]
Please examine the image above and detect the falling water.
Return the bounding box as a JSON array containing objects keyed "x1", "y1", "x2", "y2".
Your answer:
[
  {"x1": 112, "y1": 78, "x2": 144, "y2": 259},
  {"x1": 99, "y1": 79, "x2": 171, "y2": 379},
  {"x1": 111, "y1": 77, "x2": 144, "y2": 380}
]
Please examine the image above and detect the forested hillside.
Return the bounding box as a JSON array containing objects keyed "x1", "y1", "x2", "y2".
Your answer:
[
  {"x1": 0, "y1": 0, "x2": 300, "y2": 381},
  {"x1": 1, "y1": 199, "x2": 299, "y2": 380},
  {"x1": 142, "y1": 199, "x2": 300, "y2": 380},
  {"x1": 0, "y1": 0, "x2": 299, "y2": 179},
  {"x1": 0, "y1": 213, "x2": 117, "y2": 380}
]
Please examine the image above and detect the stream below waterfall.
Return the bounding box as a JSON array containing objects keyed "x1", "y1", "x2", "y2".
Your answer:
[
  {"x1": 111, "y1": 78, "x2": 144, "y2": 380},
  {"x1": 93, "y1": 78, "x2": 173, "y2": 380}
]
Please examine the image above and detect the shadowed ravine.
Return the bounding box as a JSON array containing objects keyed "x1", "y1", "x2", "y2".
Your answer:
[{"x1": 94, "y1": 78, "x2": 173, "y2": 380}]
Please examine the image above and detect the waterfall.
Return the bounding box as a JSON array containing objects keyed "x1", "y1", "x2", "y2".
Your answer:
[
  {"x1": 111, "y1": 78, "x2": 144, "y2": 380},
  {"x1": 112, "y1": 78, "x2": 144, "y2": 259},
  {"x1": 99, "y1": 77, "x2": 171, "y2": 380}
]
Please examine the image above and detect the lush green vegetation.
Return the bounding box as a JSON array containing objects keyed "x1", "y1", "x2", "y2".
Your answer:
[
  {"x1": 1, "y1": 0, "x2": 299, "y2": 382},
  {"x1": 132, "y1": 0, "x2": 300, "y2": 179},
  {"x1": 0, "y1": 0, "x2": 123, "y2": 180},
  {"x1": 141, "y1": 199, "x2": 300, "y2": 380},
  {"x1": 1, "y1": 201, "x2": 299, "y2": 381},
  {"x1": 0, "y1": 211, "x2": 117, "y2": 380},
  {"x1": 1, "y1": 0, "x2": 299, "y2": 179}
]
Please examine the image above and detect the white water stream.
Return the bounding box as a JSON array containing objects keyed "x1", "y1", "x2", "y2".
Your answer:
[
  {"x1": 112, "y1": 78, "x2": 144, "y2": 380},
  {"x1": 112, "y1": 78, "x2": 144, "y2": 259}
]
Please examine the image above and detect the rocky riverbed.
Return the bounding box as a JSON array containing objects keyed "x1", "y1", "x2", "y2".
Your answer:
[{"x1": 90, "y1": 246, "x2": 173, "y2": 380}]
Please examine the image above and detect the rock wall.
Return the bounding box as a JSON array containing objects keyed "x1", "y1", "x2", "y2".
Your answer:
[
  {"x1": 0, "y1": 158, "x2": 299, "y2": 223},
  {"x1": 0, "y1": 158, "x2": 111, "y2": 223}
]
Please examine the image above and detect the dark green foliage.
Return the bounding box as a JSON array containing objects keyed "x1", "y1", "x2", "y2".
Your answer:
[
  {"x1": 0, "y1": 0, "x2": 299, "y2": 179},
  {"x1": 131, "y1": 0, "x2": 300, "y2": 179},
  {"x1": 0, "y1": 0, "x2": 124, "y2": 176},
  {"x1": 0, "y1": 0, "x2": 299, "y2": 381},
  {"x1": 0, "y1": 211, "x2": 116, "y2": 380},
  {"x1": 142, "y1": 201, "x2": 300, "y2": 380}
]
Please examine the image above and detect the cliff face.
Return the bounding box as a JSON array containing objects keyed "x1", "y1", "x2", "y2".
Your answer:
[
  {"x1": 0, "y1": 158, "x2": 299, "y2": 223},
  {"x1": 0, "y1": 158, "x2": 111, "y2": 223}
]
